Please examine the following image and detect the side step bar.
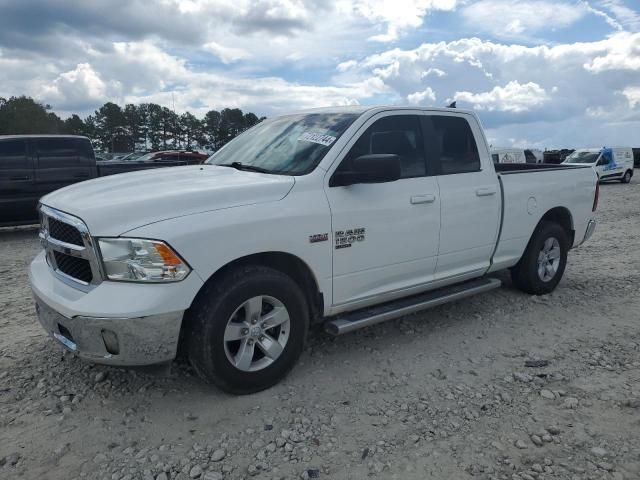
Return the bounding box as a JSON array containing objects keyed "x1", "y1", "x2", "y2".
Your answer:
[{"x1": 325, "y1": 277, "x2": 501, "y2": 336}]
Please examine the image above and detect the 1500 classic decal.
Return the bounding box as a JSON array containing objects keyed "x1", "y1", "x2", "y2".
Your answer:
[
  {"x1": 309, "y1": 233, "x2": 329, "y2": 243},
  {"x1": 335, "y1": 228, "x2": 365, "y2": 249}
]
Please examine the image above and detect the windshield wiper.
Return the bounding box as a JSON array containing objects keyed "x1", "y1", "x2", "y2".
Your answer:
[{"x1": 217, "y1": 162, "x2": 272, "y2": 174}]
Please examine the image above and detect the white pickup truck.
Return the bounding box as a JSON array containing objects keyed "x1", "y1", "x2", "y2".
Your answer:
[{"x1": 30, "y1": 106, "x2": 598, "y2": 394}]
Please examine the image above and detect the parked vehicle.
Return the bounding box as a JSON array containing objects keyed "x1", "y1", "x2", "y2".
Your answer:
[
  {"x1": 30, "y1": 106, "x2": 598, "y2": 394},
  {"x1": 135, "y1": 150, "x2": 208, "y2": 165},
  {"x1": 633, "y1": 148, "x2": 640, "y2": 168},
  {"x1": 543, "y1": 149, "x2": 575, "y2": 164},
  {"x1": 529, "y1": 149, "x2": 544, "y2": 163},
  {"x1": 0, "y1": 135, "x2": 199, "y2": 226},
  {"x1": 564, "y1": 147, "x2": 634, "y2": 183},
  {"x1": 492, "y1": 148, "x2": 541, "y2": 164},
  {"x1": 113, "y1": 152, "x2": 149, "y2": 162}
]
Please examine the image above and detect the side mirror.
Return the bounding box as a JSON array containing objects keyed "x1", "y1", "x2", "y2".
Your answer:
[{"x1": 330, "y1": 154, "x2": 401, "y2": 187}]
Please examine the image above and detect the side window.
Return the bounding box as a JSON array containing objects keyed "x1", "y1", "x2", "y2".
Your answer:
[
  {"x1": 491, "y1": 153, "x2": 499, "y2": 163},
  {"x1": 340, "y1": 115, "x2": 426, "y2": 179},
  {"x1": 424, "y1": 116, "x2": 481, "y2": 175},
  {"x1": 0, "y1": 140, "x2": 27, "y2": 169},
  {"x1": 36, "y1": 138, "x2": 79, "y2": 168}
]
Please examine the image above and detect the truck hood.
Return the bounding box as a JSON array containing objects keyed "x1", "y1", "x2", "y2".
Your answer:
[{"x1": 41, "y1": 165, "x2": 295, "y2": 235}]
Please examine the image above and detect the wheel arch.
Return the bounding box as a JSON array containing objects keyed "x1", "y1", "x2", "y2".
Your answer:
[
  {"x1": 191, "y1": 251, "x2": 324, "y2": 323},
  {"x1": 537, "y1": 206, "x2": 575, "y2": 247}
]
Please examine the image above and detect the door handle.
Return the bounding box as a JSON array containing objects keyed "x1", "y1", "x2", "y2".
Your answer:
[
  {"x1": 9, "y1": 176, "x2": 30, "y2": 181},
  {"x1": 410, "y1": 194, "x2": 436, "y2": 204},
  {"x1": 476, "y1": 188, "x2": 497, "y2": 197}
]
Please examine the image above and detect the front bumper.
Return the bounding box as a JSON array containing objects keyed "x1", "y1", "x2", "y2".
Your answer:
[
  {"x1": 29, "y1": 250, "x2": 203, "y2": 366},
  {"x1": 34, "y1": 296, "x2": 183, "y2": 366}
]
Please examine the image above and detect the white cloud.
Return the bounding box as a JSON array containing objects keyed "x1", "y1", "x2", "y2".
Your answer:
[
  {"x1": 421, "y1": 68, "x2": 446, "y2": 78},
  {"x1": 583, "y1": 32, "x2": 640, "y2": 72},
  {"x1": 337, "y1": 60, "x2": 358, "y2": 72},
  {"x1": 40, "y1": 63, "x2": 108, "y2": 110},
  {"x1": 203, "y1": 41, "x2": 250, "y2": 64},
  {"x1": 597, "y1": 0, "x2": 640, "y2": 30},
  {"x1": 351, "y1": 0, "x2": 458, "y2": 42},
  {"x1": 622, "y1": 86, "x2": 640, "y2": 108},
  {"x1": 407, "y1": 87, "x2": 436, "y2": 104},
  {"x1": 462, "y1": 0, "x2": 586, "y2": 38},
  {"x1": 455, "y1": 81, "x2": 549, "y2": 112}
]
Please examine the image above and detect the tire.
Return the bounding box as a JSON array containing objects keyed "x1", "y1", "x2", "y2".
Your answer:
[
  {"x1": 621, "y1": 170, "x2": 632, "y2": 183},
  {"x1": 185, "y1": 265, "x2": 309, "y2": 394},
  {"x1": 510, "y1": 221, "x2": 569, "y2": 295}
]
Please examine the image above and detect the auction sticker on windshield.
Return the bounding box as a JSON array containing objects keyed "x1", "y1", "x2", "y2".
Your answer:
[{"x1": 299, "y1": 131, "x2": 336, "y2": 147}]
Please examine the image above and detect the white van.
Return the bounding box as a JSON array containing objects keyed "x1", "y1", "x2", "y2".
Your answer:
[
  {"x1": 564, "y1": 147, "x2": 634, "y2": 183},
  {"x1": 491, "y1": 148, "x2": 540, "y2": 164}
]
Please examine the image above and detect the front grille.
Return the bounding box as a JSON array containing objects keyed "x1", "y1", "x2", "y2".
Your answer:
[
  {"x1": 53, "y1": 251, "x2": 93, "y2": 284},
  {"x1": 49, "y1": 217, "x2": 84, "y2": 246},
  {"x1": 40, "y1": 206, "x2": 100, "y2": 287}
]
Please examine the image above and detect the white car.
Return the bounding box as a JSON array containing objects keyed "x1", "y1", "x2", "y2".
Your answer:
[
  {"x1": 30, "y1": 106, "x2": 598, "y2": 393},
  {"x1": 564, "y1": 147, "x2": 634, "y2": 183},
  {"x1": 492, "y1": 148, "x2": 540, "y2": 164}
]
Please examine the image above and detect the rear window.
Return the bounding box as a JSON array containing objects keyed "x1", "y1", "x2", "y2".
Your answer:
[
  {"x1": 423, "y1": 116, "x2": 481, "y2": 175},
  {"x1": 76, "y1": 138, "x2": 95, "y2": 160},
  {"x1": 0, "y1": 140, "x2": 27, "y2": 169}
]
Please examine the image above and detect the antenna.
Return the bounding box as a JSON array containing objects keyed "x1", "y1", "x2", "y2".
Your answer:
[{"x1": 447, "y1": 101, "x2": 456, "y2": 108}]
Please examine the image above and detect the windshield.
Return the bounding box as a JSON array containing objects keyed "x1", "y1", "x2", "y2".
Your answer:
[
  {"x1": 120, "y1": 152, "x2": 147, "y2": 161},
  {"x1": 205, "y1": 113, "x2": 359, "y2": 175},
  {"x1": 564, "y1": 151, "x2": 600, "y2": 164},
  {"x1": 135, "y1": 152, "x2": 160, "y2": 162}
]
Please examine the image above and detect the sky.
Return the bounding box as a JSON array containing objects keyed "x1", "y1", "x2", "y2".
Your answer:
[{"x1": 0, "y1": 0, "x2": 639, "y2": 148}]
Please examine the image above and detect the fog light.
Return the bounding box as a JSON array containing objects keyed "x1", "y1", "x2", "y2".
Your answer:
[{"x1": 101, "y1": 329, "x2": 120, "y2": 355}]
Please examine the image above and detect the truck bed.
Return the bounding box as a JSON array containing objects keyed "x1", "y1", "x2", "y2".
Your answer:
[
  {"x1": 494, "y1": 163, "x2": 590, "y2": 173},
  {"x1": 489, "y1": 162, "x2": 597, "y2": 273}
]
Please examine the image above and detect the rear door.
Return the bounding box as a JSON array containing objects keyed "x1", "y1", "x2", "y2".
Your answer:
[
  {"x1": 0, "y1": 138, "x2": 36, "y2": 224},
  {"x1": 326, "y1": 113, "x2": 441, "y2": 307},
  {"x1": 423, "y1": 113, "x2": 501, "y2": 280},
  {"x1": 34, "y1": 137, "x2": 94, "y2": 199}
]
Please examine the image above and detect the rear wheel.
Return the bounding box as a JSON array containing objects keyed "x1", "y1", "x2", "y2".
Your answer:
[
  {"x1": 510, "y1": 221, "x2": 569, "y2": 295},
  {"x1": 621, "y1": 170, "x2": 632, "y2": 183},
  {"x1": 186, "y1": 265, "x2": 309, "y2": 394}
]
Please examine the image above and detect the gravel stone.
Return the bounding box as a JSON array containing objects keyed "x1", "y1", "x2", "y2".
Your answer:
[{"x1": 211, "y1": 449, "x2": 226, "y2": 462}]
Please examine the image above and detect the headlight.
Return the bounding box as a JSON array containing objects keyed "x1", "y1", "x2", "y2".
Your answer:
[{"x1": 97, "y1": 238, "x2": 190, "y2": 282}]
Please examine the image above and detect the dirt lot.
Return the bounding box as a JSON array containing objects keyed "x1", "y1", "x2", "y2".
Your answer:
[{"x1": 1, "y1": 178, "x2": 639, "y2": 480}]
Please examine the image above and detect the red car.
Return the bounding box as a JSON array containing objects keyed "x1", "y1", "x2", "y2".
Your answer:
[{"x1": 136, "y1": 150, "x2": 209, "y2": 165}]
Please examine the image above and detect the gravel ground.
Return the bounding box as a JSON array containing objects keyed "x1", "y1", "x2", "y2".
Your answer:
[{"x1": 1, "y1": 177, "x2": 639, "y2": 480}]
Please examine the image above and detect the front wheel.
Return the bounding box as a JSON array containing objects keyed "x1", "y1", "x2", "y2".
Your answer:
[
  {"x1": 621, "y1": 170, "x2": 632, "y2": 183},
  {"x1": 186, "y1": 265, "x2": 309, "y2": 394},
  {"x1": 510, "y1": 221, "x2": 569, "y2": 295}
]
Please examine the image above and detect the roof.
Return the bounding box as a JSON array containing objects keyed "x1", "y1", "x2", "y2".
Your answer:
[
  {"x1": 286, "y1": 105, "x2": 476, "y2": 117},
  {"x1": 0, "y1": 134, "x2": 90, "y2": 140}
]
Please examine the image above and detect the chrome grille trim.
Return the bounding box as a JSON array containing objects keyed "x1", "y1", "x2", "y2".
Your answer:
[{"x1": 39, "y1": 205, "x2": 103, "y2": 289}]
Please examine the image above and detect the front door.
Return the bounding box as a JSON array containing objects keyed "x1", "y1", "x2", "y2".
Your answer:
[{"x1": 325, "y1": 113, "x2": 441, "y2": 307}]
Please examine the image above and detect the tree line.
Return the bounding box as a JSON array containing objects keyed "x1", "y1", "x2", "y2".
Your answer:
[{"x1": 0, "y1": 96, "x2": 265, "y2": 152}]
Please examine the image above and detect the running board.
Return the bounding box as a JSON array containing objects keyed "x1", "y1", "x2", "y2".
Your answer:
[{"x1": 325, "y1": 277, "x2": 501, "y2": 336}]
